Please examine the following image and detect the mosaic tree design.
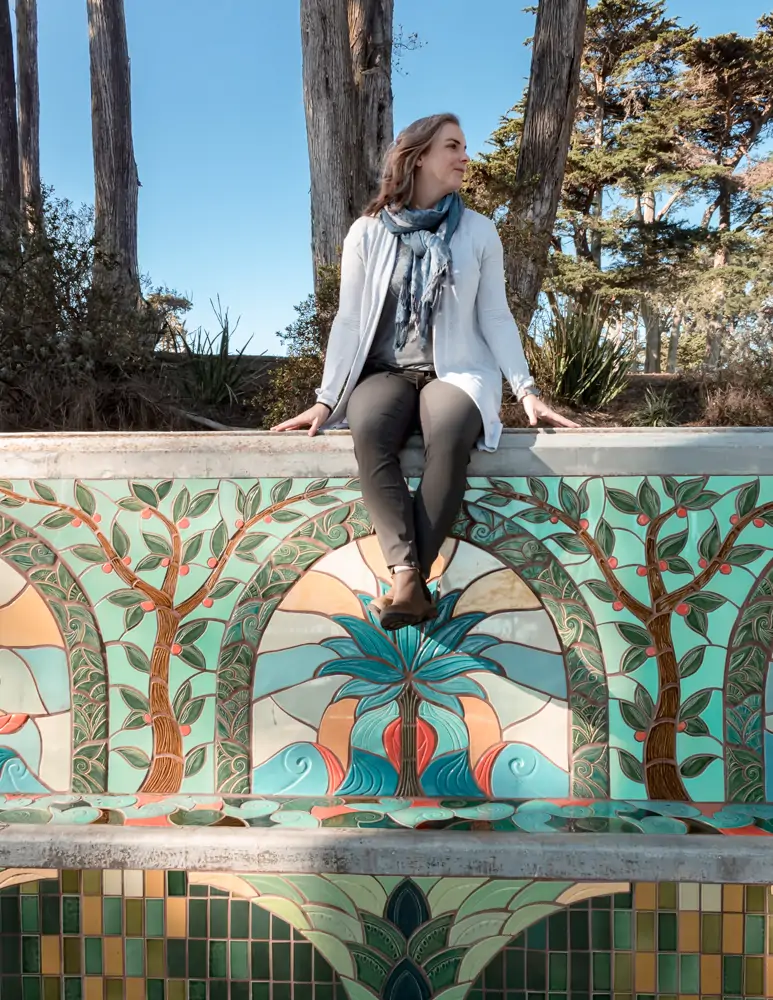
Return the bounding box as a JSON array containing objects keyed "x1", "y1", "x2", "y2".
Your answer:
[
  {"x1": 471, "y1": 476, "x2": 773, "y2": 802},
  {"x1": 0, "y1": 477, "x2": 360, "y2": 794},
  {"x1": 0, "y1": 512, "x2": 107, "y2": 793}
]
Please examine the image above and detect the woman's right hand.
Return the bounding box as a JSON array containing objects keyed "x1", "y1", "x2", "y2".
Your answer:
[{"x1": 270, "y1": 402, "x2": 331, "y2": 437}]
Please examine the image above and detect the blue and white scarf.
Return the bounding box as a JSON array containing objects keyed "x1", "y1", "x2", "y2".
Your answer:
[{"x1": 380, "y1": 192, "x2": 464, "y2": 349}]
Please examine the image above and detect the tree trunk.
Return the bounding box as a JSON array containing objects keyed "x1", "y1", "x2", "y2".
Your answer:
[
  {"x1": 139, "y1": 607, "x2": 184, "y2": 793},
  {"x1": 348, "y1": 0, "x2": 393, "y2": 203},
  {"x1": 507, "y1": 0, "x2": 587, "y2": 334},
  {"x1": 0, "y1": 0, "x2": 20, "y2": 239},
  {"x1": 589, "y1": 82, "x2": 604, "y2": 268},
  {"x1": 395, "y1": 684, "x2": 422, "y2": 797},
  {"x1": 666, "y1": 310, "x2": 682, "y2": 373},
  {"x1": 301, "y1": 0, "x2": 364, "y2": 282},
  {"x1": 15, "y1": 0, "x2": 41, "y2": 227},
  {"x1": 639, "y1": 190, "x2": 662, "y2": 373},
  {"x1": 705, "y1": 177, "x2": 731, "y2": 367},
  {"x1": 86, "y1": 0, "x2": 141, "y2": 308}
]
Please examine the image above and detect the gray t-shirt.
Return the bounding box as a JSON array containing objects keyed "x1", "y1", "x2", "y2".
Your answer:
[{"x1": 367, "y1": 242, "x2": 435, "y2": 371}]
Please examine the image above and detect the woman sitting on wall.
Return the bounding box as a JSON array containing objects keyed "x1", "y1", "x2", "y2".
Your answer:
[{"x1": 272, "y1": 113, "x2": 577, "y2": 631}]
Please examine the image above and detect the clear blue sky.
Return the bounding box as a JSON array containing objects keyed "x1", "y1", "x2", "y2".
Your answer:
[{"x1": 35, "y1": 0, "x2": 767, "y2": 353}]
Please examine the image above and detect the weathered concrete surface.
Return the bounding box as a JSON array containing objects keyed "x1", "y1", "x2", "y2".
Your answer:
[
  {"x1": 1, "y1": 825, "x2": 772, "y2": 883},
  {"x1": 1, "y1": 427, "x2": 773, "y2": 479}
]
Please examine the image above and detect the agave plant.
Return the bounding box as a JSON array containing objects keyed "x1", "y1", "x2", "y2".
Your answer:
[{"x1": 316, "y1": 586, "x2": 503, "y2": 796}]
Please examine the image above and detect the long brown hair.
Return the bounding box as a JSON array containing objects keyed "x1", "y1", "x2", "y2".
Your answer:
[{"x1": 364, "y1": 113, "x2": 461, "y2": 216}]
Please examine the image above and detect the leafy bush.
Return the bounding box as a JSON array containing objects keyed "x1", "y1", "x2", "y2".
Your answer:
[
  {"x1": 257, "y1": 263, "x2": 341, "y2": 428},
  {"x1": 530, "y1": 297, "x2": 634, "y2": 408},
  {"x1": 0, "y1": 190, "x2": 178, "y2": 431},
  {"x1": 627, "y1": 386, "x2": 681, "y2": 427}
]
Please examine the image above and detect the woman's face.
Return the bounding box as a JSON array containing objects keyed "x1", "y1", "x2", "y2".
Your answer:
[{"x1": 415, "y1": 123, "x2": 470, "y2": 196}]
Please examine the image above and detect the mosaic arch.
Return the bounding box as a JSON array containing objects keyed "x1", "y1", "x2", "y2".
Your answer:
[
  {"x1": 0, "y1": 867, "x2": 622, "y2": 1000},
  {"x1": 0, "y1": 513, "x2": 108, "y2": 795},
  {"x1": 3, "y1": 474, "x2": 773, "y2": 802},
  {"x1": 240, "y1": 510, "x2": 608, "y2": 802}
]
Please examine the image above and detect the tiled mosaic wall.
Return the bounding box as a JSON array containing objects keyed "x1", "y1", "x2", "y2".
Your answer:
[
  {"x1": 1, "y1": 872, "x2": 772, "y2": 1000},
  {"x1": 3, "y1": 473, "x2": 773, "y2": 805}
]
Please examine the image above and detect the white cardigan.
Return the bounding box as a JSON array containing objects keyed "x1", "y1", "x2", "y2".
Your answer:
[{"x1": 316, "y1": 208, "x2": 535, "y2": 452}]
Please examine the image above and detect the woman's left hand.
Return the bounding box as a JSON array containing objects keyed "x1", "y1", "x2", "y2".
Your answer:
[{"x1": 521, "y1": 393, "x2": 580, "y2": 428}]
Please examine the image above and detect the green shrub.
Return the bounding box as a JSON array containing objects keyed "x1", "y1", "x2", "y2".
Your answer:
[{"x1": 531, "y1": 297, "x2": 634, "y2": 408}]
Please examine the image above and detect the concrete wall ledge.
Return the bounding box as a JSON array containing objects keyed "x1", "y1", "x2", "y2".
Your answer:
[
  {"x1": 1, "y1": 824, "x2": 772, "y2": 883},
  {"x1": 1, "y1": 426, "x2": 773, "y2": 478}
]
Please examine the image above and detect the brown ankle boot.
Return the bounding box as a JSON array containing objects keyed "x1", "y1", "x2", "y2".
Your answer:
[
  {"x1": 370, "y1": 588, "x2": 394, "y2": 617},
  {"x1": 380, "y1": 570, "x2": 437, "y2": 631}
]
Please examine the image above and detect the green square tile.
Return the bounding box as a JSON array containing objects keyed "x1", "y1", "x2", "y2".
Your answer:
[
  {"x1": 210, "y1": 983, "x2": 228, "y2": 1000},
  {"x1": 62, "y1": 896, "x2": 80, "y2": 935},
  {"x1": 485, "y1": 956, "x2": 504, "y2": 990},
  {"x1": 1, "y1": 896, "x2": 21, "y2": 932},
  {"x1": 251, "y1": 986, "x2": 270, "y2": 1000},
  {"x1": 168, "y1": 981, "x2": 185, "y2": 1000},
  {"x1": 103, "y1": 897, "x2": 122, "y2": 936},
  {"x1": 746, "y1": 885, "x2": 766, "y2": 912},
  {"x1": 125, "y1": 938, "x2": 144, "y2": 977},
  {"x1": 189, "y1": 885, "x2": 208, "y2": 897},
  {"x1": 188, "y1": 983, "x2": 206, "y2": 1000},
  {"x1": 167, "y1": 872, "x2": 187, "y2": 897},
  {"x1": 125, "y1": 898, "x2": 143, "y2": 936},
  {"x1": 658, "y1": 882, "x2": 677, "y2": 909},
  {"x1": 147, "y1": 938, "x2": 165, "y2": 978},
  {"x1": 548, "y1": 911, "x2": 568, "y2": 950},
  {"x1": 23, "y1": 977, "x2": 42, "y2": 1000},
  {"x1": 548, "y1": 952, "x2": 567, "y2": 990},
  {"x1": 22, "y1": 936, "x2": 40, "y2": 974},
  {"x1": 2, "y1": 981, "x2": 22, "y2": 1000},
  {"x1": 230, "y1": 984, "x2": 250, "y2": 1000},
  {"x1": 527, "y1": 919, "x2": 547, "y2": 949},
  {"x1": 146, "y1": 898, "x2": 164, "y2": 937},
  {"x1": 62, "y1": 938, "x2": 81, "y2": 976},
  {"x1": 314, "y1": 951, "x2": 334, "y2": 982},
  {"x1": 230, "y1": 941, "x2": 249, "y2": 981},
  {"x1": 724, "y1": 955, "x2": 743, "y2": 995},
  {"x1": 526, "y1": 952, "x2": 546, "y2": 990},
  {"x1": 251, "y1": 941, "x2": 270, "y2": 978},
  {"x1": 211, "y1": 888, "x2": 229, "y2": 898},
  {"x1": 231, "y1": 899, "x2": 249, "y2": 939},
  {"x1": 570, "y1": 910, "x2": 589, "y2": 949},
  {"x1": 503, "y1": 950, "x2": 521, "y2": 988},
  {"x1": 314, "y1": 989, "x2": 335, "y2": 1000},
  {"x1": 211, "y1": 898, "x2": 229, "y2": 938},
  {"x1": 251, "y1": 904, "x2": 270, "y2": 938},
  {"x1": 702, "y1": 912, "x2": 721, "y2": 953},
  {"x1": 272, "y1": 916, "x2": 292, "y2": 941},
  {"x1": 571, "y1": 952, "x2": 590, "y2": 991},
  {"x1": 296, "y1": 941, "x2": 314, "y2": 983},
  {"x1": 592, "y1": 909, "x2": 611, "y2": 949},
  {"x1": 593, "y1": 952, "x2": 610, "y2": 990},
  {"x1": 188, "y1": 940, "x2": 207, "y2": 979},
  {"x1": 613, "y1": 891, "x2": 632, "y2": 909},
  {"x1": 39, "y1": 879, "x2": 59, "y2": 895},
  {"x1": 84, "y1": 938, "x2": 102, "y2": 976},
  {"x1": 106, "y1": 982, "x2": 123, "y2": 1000},
  {"x1": 82, "y1": 872, "x2": 102, "y2": 896},
  {"x1": 167, "y1": 939, "x2": 186, "y2": 979},
  {"x1": 746, "y1": 955, "x2": 765, "y2": 996},
  {"x1": 188, "y1": 899, "x2": 208, "y2": 938},
  {"x1": 41, "y1": 897, "x2": 59, "y2": 935},
  {"x1": 273, "y1": 986, "x2": 291, "y2": 1000},
  {"x1": 60, "y1": 872, "x2": 80, "y2": 895},
  {"x1": 43, "y1": 978, "x2": 61, "y2": 1000},
  {"x1": 680, "y1": 953, "x2": 700, "y2": 993},
  {"x1": 274, "y1": 941, "x2": 291, "y2": 980},
  {"x1": 2, "y1": 935, "x2": 21, "y2": 974},
  {"x1": 614, "y1": 952, "x2": 631, "y2": 990},
  {"x1": 614, "y1": 910, "x2": 631, "y2": 949},
  {"x1": 658, "y1": 953, "x2": 678, "y2": 992},
  {"x1": 63, "y1": 979, "x2": 81, "y2": 1000},
  {"x1": 636, "y1": 911, "x2": 655, "y2": 950},
  {"x1": 21, "y1": 897, "x2": 39, "y2": 934},
  {"x1": 148, "y1": 982, "x2": 165, "y2": 1000},
  {"x1": 210, "y1": 940, "x2": 227, "y2": 978},
  {"x1": 658, "y1": 911, "x2": 677, "y2": 951},
  {"x1": 746, "y1": 913, "x2": 765, "y2": 953}
]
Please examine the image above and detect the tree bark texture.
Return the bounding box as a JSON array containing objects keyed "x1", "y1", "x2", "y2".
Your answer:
[
  {"x1": 301, "y1": 0, "x2": 364, "y2": 279},
  {"x1": 87, "y1": 0, "x2": 140, "y2": 307},
  {"x1": 15, "y1": 0, "x2": 40, "y2": 226},
  {"x1": 507, "y1": 0, "x2": 586, "y2": 334},
  {"x1": 348, "y1": 0, "x2": 393, "y2": 202},
  {"x1": 640, "y1": 191, "x2": 661, "y2": 373},
  {"x1": 0, "y1": 0, "x2": 20, "y2": 237}
]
